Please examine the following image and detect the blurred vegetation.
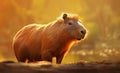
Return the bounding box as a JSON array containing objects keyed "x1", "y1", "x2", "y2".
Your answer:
[{"x1": 0, "y1": 0, "x2": 120, "y2": 63}]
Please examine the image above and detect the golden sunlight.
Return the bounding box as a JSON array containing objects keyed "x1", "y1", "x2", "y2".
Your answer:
[{"x1": 0, "y1": 0, "x2": 120, "y2": 64}]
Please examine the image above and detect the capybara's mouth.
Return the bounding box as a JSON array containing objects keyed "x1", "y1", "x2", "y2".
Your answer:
[
  {"x1": 81, "y1": 34, "x2": 85, "y2": 39},
  {"x1": 77, "y1": 38, "x2": 81, "y2": 40},
  {"x1": 77, "y1": 34, "x2": 85, "y2": 40}
]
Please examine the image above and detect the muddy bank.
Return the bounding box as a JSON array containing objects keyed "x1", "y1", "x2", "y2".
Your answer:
[{"x1": 0, "y1": 61, "x2": 120, "y2": 73}]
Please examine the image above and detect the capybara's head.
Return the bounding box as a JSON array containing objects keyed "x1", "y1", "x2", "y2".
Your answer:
[{"x1": 62, "y1": 13, "x2": 87, "y2": 40}]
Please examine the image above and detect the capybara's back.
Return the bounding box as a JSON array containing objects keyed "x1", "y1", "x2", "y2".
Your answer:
[{"x1": 13, "y1": 13, "x2": 87, "y2": 64}]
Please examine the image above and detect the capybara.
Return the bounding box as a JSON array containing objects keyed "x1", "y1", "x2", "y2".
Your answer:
[{"x1": 12, "y1": 13, "x2": 87, "y2": 64}]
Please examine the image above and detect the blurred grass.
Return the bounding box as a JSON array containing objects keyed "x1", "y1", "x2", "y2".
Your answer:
[{"x1": 63, "y1": 48, "x2": 120, "y2": 64}]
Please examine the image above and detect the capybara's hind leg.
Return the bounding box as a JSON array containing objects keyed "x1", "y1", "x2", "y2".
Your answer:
[
  {"x1": 16, "y1": 52, "x2": 27, "y2": 63},
  {"x1": 16, "y1": 47, "x2": 29, "y2": 63}
]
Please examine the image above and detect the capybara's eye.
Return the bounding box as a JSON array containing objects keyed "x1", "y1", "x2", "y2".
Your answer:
[{"x1": 68, "y1": 22, "x2": 72, "y2": 25}]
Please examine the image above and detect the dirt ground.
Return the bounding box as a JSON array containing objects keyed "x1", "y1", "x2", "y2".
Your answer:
[{"x1": 0, "y1": 61, "x2": 120, "y2": 73}]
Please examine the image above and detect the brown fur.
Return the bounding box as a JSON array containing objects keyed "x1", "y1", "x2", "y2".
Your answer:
[{"x1": 13, "y1": 13, "x2": 86, "y2": 64}]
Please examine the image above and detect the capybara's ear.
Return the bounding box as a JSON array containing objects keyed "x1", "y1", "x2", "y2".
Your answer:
[{"x1": 63, "y1": 13, "x2": 67, "y2": 20}]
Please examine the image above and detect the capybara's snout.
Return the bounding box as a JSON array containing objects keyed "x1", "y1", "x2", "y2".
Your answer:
[
  {"x1": 80, "y1": 29, "x2": 86, "y2": 39},
  {"x1": 77, "y1": 27, "x2": 86, "y2": 40}
]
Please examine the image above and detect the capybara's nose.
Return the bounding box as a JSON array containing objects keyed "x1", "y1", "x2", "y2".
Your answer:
[
  {"x1": 80, "y1": 29, "x2": 86, "y2": 38},
  {"x1": 81, "y1": 30, "x2": 86, "y2": 35}
]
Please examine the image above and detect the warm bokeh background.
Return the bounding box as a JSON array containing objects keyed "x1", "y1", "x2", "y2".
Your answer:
[{"x1": 0, "y1": 0, "x2": 120, "y2": 64}]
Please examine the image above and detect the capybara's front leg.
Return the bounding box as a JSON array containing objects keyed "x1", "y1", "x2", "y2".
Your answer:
[
  {"x1": 42, "y1": 52, "x2": 52, "y2": 62},
  {"x1": 56, "y1": 54, "x2": 64, "y2": 64}
]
